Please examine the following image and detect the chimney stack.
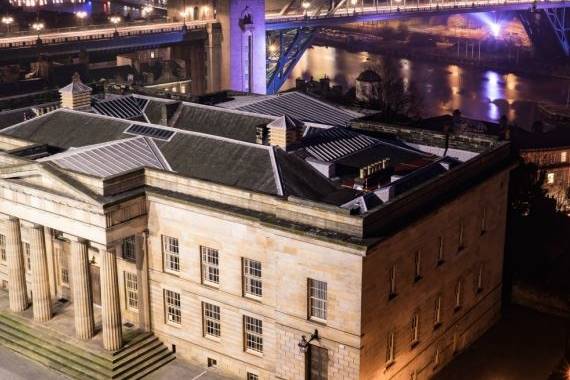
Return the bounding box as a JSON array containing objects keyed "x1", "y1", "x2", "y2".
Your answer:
[{"x1": 267, "y1": 115, "x2": 304, "y2": 150}]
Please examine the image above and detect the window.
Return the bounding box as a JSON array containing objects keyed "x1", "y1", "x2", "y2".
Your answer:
[
  {"x1": 200, "y1": 246, "x2": 219, "y2": 286},
  {"x1": 247, "y1": 373, "x2": 259, "y2": 380},
  {"x1": 0, "y1": 234, "x2": 6, "y2": 262},
  {"x1": 386, "y1": 331, "x2": 395, "y2": 365},
  {"x1": 308, "y1": 278, "x2": 327, "y2": 321},
  {"x1": 547, "y1": 172, "x2": 555, "y2": 184},
  {"x1": 243, "y1": 258, "x2": 262, "y2": 298},
  {"x1": 244, "y1": 315, "x2": 263, "y2": 354},
  {"x1": 458, "y1": 220, "x2": 465, "y2": 251},
  {"x1": 309, "y1": 345, "x2": 329, "y2": 380},
  {"x1": 411, "y1": 312, "x2": 420, "y2": 346},
  {"x1": 164, "y1": 289, "x2": 181, "y2": 325},
  {"x1": 61, "y1": 269, "x2": 70, "y2": 285},
  {"x1": 433, "y1": 346, "x2": 441, "y2": 367},
  {"x1": 122, "y1": 235, "x2": 136, "y2": 261},
  {"x1": 202, "y1": 302, "x2": 221, "y2": 338},
  {"x1": 476, "y1": 264, "x2": 484, "y2": 293},
  {"x1": 454, "y1": 279, "x2": 463, "y2": 310},
  {"x1": 434, "y1": 295, "x2": 442, "y2": 328},
  {"x1": 480, "y1": 207, "x2": 487, "y2": 234},
  {"x1": 389, "y1": 264, "x2": 397, "y2": 299},
  {"x1": 207, "y1": 358, "x2": 217, "y2": 368},
  {"x1": 437, "y1": 236, "x2": 444, "y2": 265},
  {"x1": 125, "y1": 272, "x2": 138, "y2": 311},
  {"x1": 562, "y1": 151, "x2": 567, "y2": 163},
  {"x1": 413, "y1": 250, "x2": 422, "y2": 282},
  {"x1": 23, "y1": 242, "x2": 31, "y2": 272},
  {"x1": 162, "y1": 236, "x2": 180, "y2": 273}
]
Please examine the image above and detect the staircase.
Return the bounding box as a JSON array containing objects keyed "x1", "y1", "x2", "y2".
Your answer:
[{"x1": 0, "y1": 311, "x2": 175, "y2": 379}]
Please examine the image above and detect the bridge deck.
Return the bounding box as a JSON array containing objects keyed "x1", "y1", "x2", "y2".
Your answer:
[{"x1": 265, "y1": 0, "x2": 570, "y2": 30}]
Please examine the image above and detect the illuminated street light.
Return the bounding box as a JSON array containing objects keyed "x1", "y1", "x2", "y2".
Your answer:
[
  {"x1": 109, "y1": 15, "x2": 121, "y2": 36},
  {"x1": 75, "y1": 11, "x2": 87, "y2": 26},
  {"x1": 32, "y1": 21, "x2": 44, "y2": 43},
  {"x1": 1, "y1": 16, "x2": 14, "y2": 34},
  {"x1": 302, "y1": 1, "x2": 311, "y2": 17},
  {"x1": 179, "y1": 7, "x2": 190, "y2": 27},
  {"x1": 489, "y1": 22, "x2": 501, "y2": 37}
]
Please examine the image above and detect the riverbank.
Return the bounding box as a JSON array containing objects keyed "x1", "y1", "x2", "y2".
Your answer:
[{"x1": 314, "y1": 29, "x2": 570, "y2": 80}]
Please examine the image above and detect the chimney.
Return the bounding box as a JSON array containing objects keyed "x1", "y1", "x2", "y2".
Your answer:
[
  {"x1": 267, "y1": 115, "x2": 304, "y2": 150},
  {"x1": 59, "y1": 72, "x2": 92, "y2": 111}
]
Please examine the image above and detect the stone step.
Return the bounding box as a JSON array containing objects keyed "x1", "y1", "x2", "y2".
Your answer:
[
  {"x1": 114, "y1": 344, "x2": 171, "y2": 379},
  {"x1": 0, "y1": 313, "x2": 111, "y2": 370},
  {"x1": 0, "y1": 327, "x2": 103, "y2": 379},
  {"x1": 0, "y1": 317, "x2": 112, "y2": 378},
  {"x1": 116, "y1": 351, "x2": 176, "y2": 380},
  {"x1": 0, "y1": 312, "x2": 176, "y2": 379}
]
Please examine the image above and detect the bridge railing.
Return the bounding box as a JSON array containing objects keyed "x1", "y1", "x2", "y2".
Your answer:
[
  {"x1": 266, "y1": 0, "x2": 568, "y2": 25},
  {"x1": 0, "y1": 21, "x2": 208, "y2": 49}
]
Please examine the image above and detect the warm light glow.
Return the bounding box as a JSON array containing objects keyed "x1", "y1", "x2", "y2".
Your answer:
[
  {"x1": 142, "y1": 5, "x2": 153, "y2": 17},
  {"x1": 179, "y1": 7, "x2": 191, "y2": 18},
  {"x1": 351, "y1": 0, "x2": 358, "y2": 5},
  {"x1": 268, "y1": 44, "x2": 277, "y2": 54},
  {"x1": 490, "y1": 22, "x2": 501, "y2": 37},
  {"x1": 301, "y1": 1, "x2": 311, "y2": 9},
  {"x1": 1, "y1": 16, "x2": 14, "y2": 25},
  {"x1": 75, "y1": 11, "x2": 87, "y2": 19},
  {"x1": 32, "y1": 22, "x2": 44, "y2": 32},
  {"x1": 109, "y1": 16, "x2": 121, "y2": 24}
]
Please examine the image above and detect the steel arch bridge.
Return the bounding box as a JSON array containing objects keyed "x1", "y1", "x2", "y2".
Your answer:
[{"x1": 265, "y1": 0, "x2": 570, "y2": 93}]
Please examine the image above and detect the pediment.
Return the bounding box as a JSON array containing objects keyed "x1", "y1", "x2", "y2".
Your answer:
[{"x1": 0, "y1": 162, "x2": 102, "y2": 205}]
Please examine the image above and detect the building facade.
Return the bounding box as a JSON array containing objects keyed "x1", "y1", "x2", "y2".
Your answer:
[{"x1": 0, "y1": 104, "x2": 512, "y2": 379}]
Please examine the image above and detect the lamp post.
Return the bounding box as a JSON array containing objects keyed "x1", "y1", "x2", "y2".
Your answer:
[
  {"x1": 109, "y1": 15, "x2": 121, "y2": 37},
  {"x1": 75, "y1": 11, "x2": 87, "y2": 26},
  {"x1": 302, "y1": 1, "x2": 311, "y2": 18},
  {"x1": 1, "y1": 16, "x2": 14, "y2": 34},
  {"x1": 179, "y1": 7, "x2": 190, "y2": 31},
  {"x1": 32, "y1": 21, "x2": 44, "y2": 44}
]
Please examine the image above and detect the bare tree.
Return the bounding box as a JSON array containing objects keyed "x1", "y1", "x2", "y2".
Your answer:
[{"x1": 368, "y1": 58, "x2": 423, "y2": 121}]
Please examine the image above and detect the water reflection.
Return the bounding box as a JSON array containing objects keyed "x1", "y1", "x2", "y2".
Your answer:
[{"x1": 284, "y1": 45, "x2": 570, "y2": 128}]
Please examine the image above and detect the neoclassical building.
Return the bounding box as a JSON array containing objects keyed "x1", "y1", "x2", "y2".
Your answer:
[{"x1": 0, "y1": 93, "x2": 513, "y2": 379}]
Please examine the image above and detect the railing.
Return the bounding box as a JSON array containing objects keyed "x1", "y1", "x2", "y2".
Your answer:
[
  {"x1": 0, "y1": 20, "x2": 210, "y2": 49},
  {"x1": 266, "y1": 0, "x2": 568, "y2": 27}
]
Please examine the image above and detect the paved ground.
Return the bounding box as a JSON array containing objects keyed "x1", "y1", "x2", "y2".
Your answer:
[
  {"x1": 0, "y1": 345, "x2": 67, "y2": 380},
  {"x1": 435, "y1": 305, "x2": 568, "y2": 380},
  {"x1": 146, "y1": 358, "x2": 235, "y2": 380}
]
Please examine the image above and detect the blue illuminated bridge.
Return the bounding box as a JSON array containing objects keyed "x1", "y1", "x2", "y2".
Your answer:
[{"x1": 0, "y1": 0, "x2": 569, "y2": 93}]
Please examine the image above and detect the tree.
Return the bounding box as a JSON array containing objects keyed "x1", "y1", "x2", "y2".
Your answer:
[{"x1": 368, "y1": 58, "x2": 423, "y2": 121}]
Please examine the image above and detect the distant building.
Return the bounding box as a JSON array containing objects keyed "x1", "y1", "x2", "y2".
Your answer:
[
  {"x1": 0, "y1": 95, "x2": 513, "y2": 379},
  {"x1": 355, "y1": 69, "x2": 382, "y2": 105}
]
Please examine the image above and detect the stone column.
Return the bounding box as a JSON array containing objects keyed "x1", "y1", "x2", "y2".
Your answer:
[
  {"x1": 6, "y1": 218, "x2": 28, "y2": 312},
  {"x1": 70, "y1": 239, "x2": 95, "y2": 340},
  {"x1": 136, "y1": 232, "x2": 151, "y2": 332},
  {"x1": 101, "y1": 249, "x2": 122, "y2": 351},
  {"x1": 29, "y1": 225, "x2": 52, "y2": 322}
]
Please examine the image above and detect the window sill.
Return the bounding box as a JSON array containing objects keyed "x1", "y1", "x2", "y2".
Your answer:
[
  {"x1": 245, "y1": 349, "x2": 263, "y2": 358},
  {"x1": 204, "y1": 334, "x2": 221, "y2": 343},
  {"x1": 202, "y1": 281, "x2": 220, "y2": 290},
  {"x1": 309, "y1": 316, "x2": 327, "y2": 326},
  {"x1": 244, "y1": 294, "x2": 263, "y2": 303},
  {"x1": 164, "y1": 270, "x2": 180, "y2": 277},
  {"x1": 165, "y1": 321, "x2": 182, "y2": 328}
]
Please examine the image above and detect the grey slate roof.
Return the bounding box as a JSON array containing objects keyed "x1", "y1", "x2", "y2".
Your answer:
[
  {"x1": 222, "y1": 92, "x2": 362, "y2": 127},
  {"x1": 0, "y1": 109, "x2": 345, "y2": 200},
  {"x1": 170, "y1": 103, "x2": 274, "y2": 143},
  {"x1": 92, "y1": 96, "x2": 149, "y2": 121},
  {"x1": 39, "y1": 136, "x2": 171, "y2": 178}
]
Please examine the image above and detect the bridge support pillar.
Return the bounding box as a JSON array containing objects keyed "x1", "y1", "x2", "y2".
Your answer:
[{"x1": 217, "y1": 0, "x2": 267, "y2": 94}]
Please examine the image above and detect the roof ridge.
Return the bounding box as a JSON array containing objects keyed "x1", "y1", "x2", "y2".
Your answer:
[
  {"x1": 0, "y1": 107, "x2": 60, "y2": 133},
  {"x1": 279, "y1": 92, "x2": 363, "y2": 118},
  {"x1": 268, "y1": 146, "x2": 284, "y2": 196},
  {"x1": 180, "y1": 99, "x2": 278, "y2": 121},
  {"x1": 143, "y1": 136, "x2": 173, "y2": 172}
]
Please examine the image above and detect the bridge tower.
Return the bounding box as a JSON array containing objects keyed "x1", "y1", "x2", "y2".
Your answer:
[{"x1": 216, "y1": 0, "x2": 267, "y2": 94}]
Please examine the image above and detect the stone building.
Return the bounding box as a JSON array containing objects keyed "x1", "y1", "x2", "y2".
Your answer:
[{"x1": 0, "y1": 96, "x2": 513, "y2": 379}]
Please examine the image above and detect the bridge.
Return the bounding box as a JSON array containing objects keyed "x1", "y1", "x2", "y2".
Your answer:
[{"x1": 1, "y1": 0, "x2": 569, "y2": 94}]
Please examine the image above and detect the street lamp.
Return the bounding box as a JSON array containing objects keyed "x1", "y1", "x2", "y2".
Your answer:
[
  {"x1": 179, "y1": 7, "x2": 190, "y2": 30},
  {"x1": 302, "y1": 1, "x2": 311, "y2": 18},
  {"x1": 32, "y1": 21, "x2": 44, "y2": 43},
  {"x1": 75, "y1": 11, "x2": 87, "y2": 26},
  {"x1": 297, "y1": 330, "x2": 319, "y2": 354},
  {"x1": 1, "y1": 16, "x2": 14, "y2": 34},
  {"x1": 109, "y1": 16, "x2": 121, "y2": 37}
]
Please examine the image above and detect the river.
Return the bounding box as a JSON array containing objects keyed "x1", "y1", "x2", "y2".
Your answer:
[{"x1": 283, "y1": 45, "x2": 570, "y2": 128}]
